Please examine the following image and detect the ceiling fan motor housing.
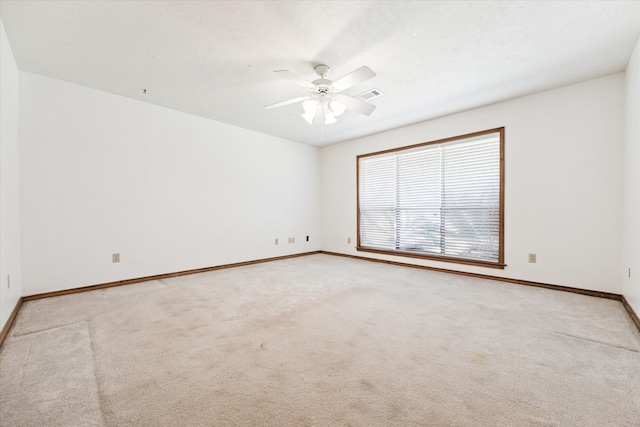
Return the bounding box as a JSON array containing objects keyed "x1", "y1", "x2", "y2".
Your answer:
[{"x1": 311, "y1": 83, "x2": 334, "y2": 96}]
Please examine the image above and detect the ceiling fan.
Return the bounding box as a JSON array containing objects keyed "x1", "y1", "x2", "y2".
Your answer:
[{"x1": 264, "y1": 64, "x2": 377, "y2": 125}]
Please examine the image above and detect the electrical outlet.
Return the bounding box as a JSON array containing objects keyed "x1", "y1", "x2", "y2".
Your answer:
[
  {"x1": 347, "y1": 237, "x2": 351, "y2": 244},
  {"x1": 275, "y1": 238, "x2": 278, "y2": 245},
  {"x1": 528, "y1": 253, "x2": 536, "y2": 263},
  {"x1": 7, "y1": 274, "x2": 10, "y2": 289},
  {"x1": 112, "y1": 253, "x2": 120, "y2": 263},
  {"x1": 288, "y1": 237, "x2": 295, "y2": 244}
]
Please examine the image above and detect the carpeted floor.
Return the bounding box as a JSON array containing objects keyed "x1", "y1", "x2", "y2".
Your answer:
[{"x1": 1, "y1": 254, "x2": 639, "y2": 426}]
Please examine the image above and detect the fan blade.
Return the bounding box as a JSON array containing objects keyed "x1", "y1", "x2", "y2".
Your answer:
[
  {"x1": 273, "y1": 70, "x2": 316, "y2": 89},
  {"x1": 332, "y1": 66, "x2": 376, "y2": 91},
  {"x1": 334, "y1": 93, "x2": 376, "y2": 116},
  {"x1": 264, "y1": 96, "x2": 308, "y2": 110}
]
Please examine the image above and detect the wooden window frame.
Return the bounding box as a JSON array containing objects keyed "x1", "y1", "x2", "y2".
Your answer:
[{"x1": 356, "y1": 127, "x2": 505, "y2": 269}]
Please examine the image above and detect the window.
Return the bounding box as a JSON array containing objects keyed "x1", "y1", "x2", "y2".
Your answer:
[{"x1": 357, "y1": 128, "x2": 504, "y2": 268}]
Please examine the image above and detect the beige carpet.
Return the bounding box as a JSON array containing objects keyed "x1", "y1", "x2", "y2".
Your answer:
[{"x1": 1, "y1": 254, "x2": 639, "y2": 426}]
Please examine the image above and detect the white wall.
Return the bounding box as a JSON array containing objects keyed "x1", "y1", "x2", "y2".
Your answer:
[
  {"x1": 0, "y1": 19, "x2": 23, "y2": 329},
  {"x1": 623, "y1": 36, "x2": 640, "y2": 314},
  {"x1": 8, "y1": 42, "x2": 635, "y2": 302},
  {"x1": 19, "y1": 72, "x2": 320, "y2": 296},
  {"x1": 320, "y1": 74, "x2": 625, "y2": 293}
]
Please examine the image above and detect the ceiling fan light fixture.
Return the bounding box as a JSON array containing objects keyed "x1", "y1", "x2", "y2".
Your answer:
[
  {"x1": 302, "y1": 98, "x2": 317, "y2": 113},
  {"x1": 324, "y1": 110, "x2": 337, "y2": 125},
  {"x1": 329, "y1": 99, "x2": 346, "y2": 117},
  {"x1": 302, "y1": 98, "x2": 318, "y2": 124}
]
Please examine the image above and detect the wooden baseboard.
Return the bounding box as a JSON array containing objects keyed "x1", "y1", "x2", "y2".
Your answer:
[
  {"x1": 621, "y1": 295, "x2": 640, "y2": 332},
  {"x1": 7, "y1": 250, "x2": 640, "y2": 338},
  {"x1": 319, "y1": 251, "x2": 640, "y2": 333},
  {"x1": 23, "y1": 251, "x2": 322, "y2": 301},
  {"x1": 319, "y1": 251, "x2": 621, "y2": 300},
  {"x1": 0, "y1": 297, "x2": 23, "y2": 347}
]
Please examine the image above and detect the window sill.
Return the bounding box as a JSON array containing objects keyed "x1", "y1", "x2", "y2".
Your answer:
[{"x1": 356, "y1": 246, "x2": 506, "y2": 269}]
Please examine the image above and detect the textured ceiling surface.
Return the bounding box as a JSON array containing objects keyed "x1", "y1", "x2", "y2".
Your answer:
[{"x1": 1, "y1": 1, "x2": 639, "y2": 146}]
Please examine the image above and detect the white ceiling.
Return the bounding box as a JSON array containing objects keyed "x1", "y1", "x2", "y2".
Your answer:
[{"x1": 1, "y1": 1, "x2": 639, "y2": 147}]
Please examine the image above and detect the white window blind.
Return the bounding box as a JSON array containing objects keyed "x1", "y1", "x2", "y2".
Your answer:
[{"x1": 358, "y1": 129, "x2": 503, "y2": 266}]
